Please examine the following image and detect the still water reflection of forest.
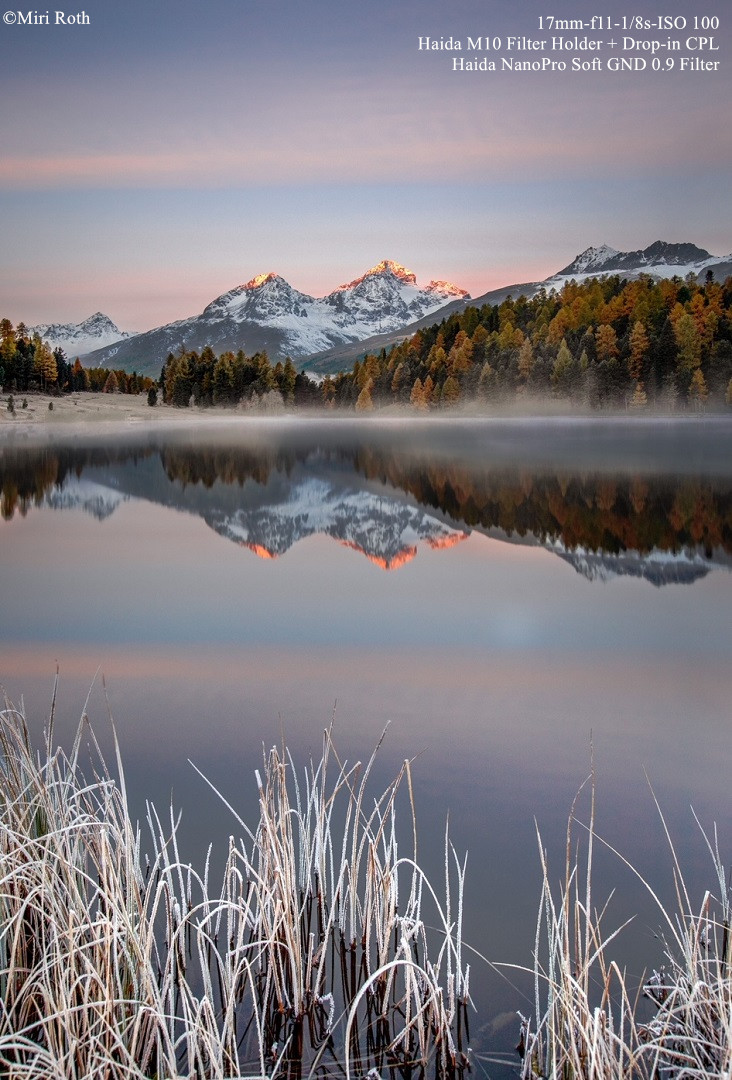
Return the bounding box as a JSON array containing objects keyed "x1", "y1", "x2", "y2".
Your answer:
[{"x1": 2, "y1": 417, "x2": 732, "y2": 1062}]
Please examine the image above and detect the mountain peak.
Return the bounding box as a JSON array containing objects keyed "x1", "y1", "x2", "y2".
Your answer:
[
  {"x1": 561, "y1": 245, "x2": 621, "y2": 274},
  {"x1": 370, "y1": 259, "x2": 416, "y2": 280},
  {"x1": 425, "y1": 279, "x2": 470, "y2": 299},
  {"x1": 27, "y1": 311, "x2": 128, "y2": 357},
  {"x1": 336, "y1": 260, "x2": 418, "y2": 292},
  {"x1": 79, "y1": 312, "x2": 122, "y2": 332},
  {"x1": 557, "y1": 240, "x2": 716, "y2": 278},
  {"x1": 243, "y1": 272, "x2": 284, "y2": 290}
]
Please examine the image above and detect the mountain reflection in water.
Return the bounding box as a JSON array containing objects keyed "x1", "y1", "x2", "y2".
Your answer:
[{"x1": 2, "y1": 419, "x2": 732, "y2": 585}]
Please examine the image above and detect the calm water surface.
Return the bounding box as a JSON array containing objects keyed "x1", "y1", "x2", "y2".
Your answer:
[{"x1": 2, "y1": 416, "x2": 732, "y2": 1066}]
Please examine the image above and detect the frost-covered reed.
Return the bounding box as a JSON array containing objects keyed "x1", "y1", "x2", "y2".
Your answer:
[
  {"x1": 0, "y1": 690, "x2": 470, "y2": 1079},
  {"x1": 516, "y1": 777, "x2": 732, "y2": 1080},
  {"x1": 3, "y1": 687, "x2": 729, "y2": 1080}
]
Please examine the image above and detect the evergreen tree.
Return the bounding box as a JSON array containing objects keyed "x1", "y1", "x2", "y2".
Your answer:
[
  {"x1": 628, "y1": 321, "x2": 649, "y2": 381},
  {"x1": 674, "y1": 312, "x2": 702, "y2": 374},
  {"x1": 213, "y1": 354, "x2": 235, "y2": 405},
  {"x1": 629, "y1": 381, "x2": 648, "y2": 410},
  {"x1": 517, "y1": 338, "x2": 534, "y2": 382},
  {"x1": 688, "y1": 369, "x2": 708, "y2": 409},
  {"x1": 442, "y1": 375, "x2": 460, "y2": 406},
  {"x1": 33, "y1": 338, "x2": 58, "y2": 390},
  {"x1": 551, "y1": 339, "x2": 578, "y2": 394},
  {"x1": 355, "y1": 379, "x2": 374, "y2": 411},
  {"x1": 103, "y1": 370, "x2": 119, "y2": 393}
]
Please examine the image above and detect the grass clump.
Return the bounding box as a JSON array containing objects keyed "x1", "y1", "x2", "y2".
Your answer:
[
  {"x1": 0, "y1": 689, "x2": 470, "y2": 1080},
  {"x1": 515, "y1": 776, "x2": 732, "y2": 1080}
]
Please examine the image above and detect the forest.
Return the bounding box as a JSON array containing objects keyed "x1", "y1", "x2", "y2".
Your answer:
[
  {"x1": 155, "y1": 271, "x2": 732, "y2": 411},
  {"x1": 3, "y1": 271, "x2": 732, "y2": 411},
  {"x1": 0, "y1": 318, "x2": 156, "y2": 399}
]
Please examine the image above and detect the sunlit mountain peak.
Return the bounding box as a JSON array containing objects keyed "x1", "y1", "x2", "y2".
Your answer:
[{"x1": 244, "y1": 272, "x2": 282, "y2": 289}]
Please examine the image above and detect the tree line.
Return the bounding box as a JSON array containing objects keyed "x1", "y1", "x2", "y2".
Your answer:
[
  {"x1": 160, "y1": 272, "x2": 732, "y2": 412},
  {"x1": 160, "y1": 346, "x2": 319, "y2": 408},
  {"x1": 0, "y1": 319, "x2": 156, "y2": 398},
  {"x1": 5, "y1": 270, "x2": 732, "y2": 412},
  {"x1": 332, "y1": 270, "x2": 732, "y2": 411}
]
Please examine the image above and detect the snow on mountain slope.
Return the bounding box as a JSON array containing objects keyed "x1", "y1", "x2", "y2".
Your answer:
[
  {"x1": 192, "y1": 259, "x2": 469, "y2": 352},
  {"x1": 82, "y1": 260, "x2": 469, "y2": 373},
  {"x1": 552, "y1": 241, "x2": 730, "y2": 285},
  {"x1": 28, "y1": 312, "x2": 129, "y2": 358}
]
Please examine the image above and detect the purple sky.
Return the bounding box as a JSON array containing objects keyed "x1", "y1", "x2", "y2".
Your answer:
[{"x1": 1, "y1": 0, "x2": 730, "y2": 330}]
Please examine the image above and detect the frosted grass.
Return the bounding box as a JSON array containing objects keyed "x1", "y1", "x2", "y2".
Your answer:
[{"x1": 0, "y1": 686, "x2": 470, "y2": 1079}]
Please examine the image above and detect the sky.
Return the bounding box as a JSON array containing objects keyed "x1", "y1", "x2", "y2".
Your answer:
[{"x1": 1, "y1": 0, "x2": 730, "y2": 331}]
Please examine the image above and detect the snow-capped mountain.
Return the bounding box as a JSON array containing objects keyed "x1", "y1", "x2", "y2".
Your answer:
[
  {"x1": 82, "y1": 261, "x2": 468, "y2": 376},
  {"x1": 553, "y1": 241, "x2": 730, "y2": 282},
  {"x1": 28, "y1": 312, "x2": 129, "y2": 358},
  {"x1": 204, "y1": 262, "x2": 466, "y2": 347},
  {"x1": 304, "y1": 240, "x2": 732, "y2": 375}
]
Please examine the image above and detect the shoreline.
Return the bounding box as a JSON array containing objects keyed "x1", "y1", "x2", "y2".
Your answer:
[{"x1": 1, "y1": 390, "x2": 731, "y2": 451}]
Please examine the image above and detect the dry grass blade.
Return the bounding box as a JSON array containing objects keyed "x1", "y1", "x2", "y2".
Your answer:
[
  {"x1": 0, "y1": 692, "x2": 470, "y2": 1080},
  {"x1": 515, "y1": 772, "x2": 731, "y2": 1080}
]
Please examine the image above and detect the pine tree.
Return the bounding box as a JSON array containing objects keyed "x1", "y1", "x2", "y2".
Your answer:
[
  {"x1": 422, "y1": 375, "x2": 435, "y2": 407},
  {"x1": 103, "y1": 370, "x2": 119, "y2": 393},
  {"x1": 551, "y1": 339, "x2": 578, "y2": 393},
  {"x1": 674, "y1": 313, "x2": 702, "y2": 374},
  {"x1": 517, "y1": 338, "x2": 534, "y2": 382},
  {"x1": 281, "y1": 357, "x2": 297, "y2": 403},
  {"x1": 688, "y1": 369, "x2": 708, "y2": 409},
  {"x1": 628, "y1": 321, "x2": 649, "y2": 381},
  {"x1": 213, "y1": 354, "x2": 234, "y2": 405},
  {"x1": 478, "y1": 362, "x2": 495, "y2": 400},
  {"x1": 409, "y1": 376, "x2": 427, "y2": 410},
  {"x1": 628, "y1": 381, "x2": 648, "y2": 410},
  {"x1": 355, "y1": 379, "x2": 374, "y2": 411},
  {"x1": 33, "y1": 338, "x2": 58, "y2": 390},
  {"x1": 442, "y1": 375, "x2": 460, "y2": 406},
  {"x1": 595, "y1": 324, "x2": 619, "y2": 364}
]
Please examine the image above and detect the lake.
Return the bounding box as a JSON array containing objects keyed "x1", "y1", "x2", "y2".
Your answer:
[{"x1": 1, "y1": 414, "x2": 731, "y2": 1072}]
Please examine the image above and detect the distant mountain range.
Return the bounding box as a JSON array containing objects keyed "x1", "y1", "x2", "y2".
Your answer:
[
  {"x1": 554, "y1": 240, "x2": 731, "y2": 280},
  {"x1": 30, "y1": 242, "x2": 732, "y2": 376},
  {"x1": 27, "y1": 312, "x2": 130, "y2": 357},
  {"x1": 304, "y1": 241, "x2": 732, "y2": 374},
  {"x1": 77, "y1": 260, "x2": 467, "y2": 376}
]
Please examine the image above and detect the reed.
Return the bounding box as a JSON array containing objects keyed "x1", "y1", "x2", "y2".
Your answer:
[
  {"x1": 0, "y1": 691, "x2": 470, "y2": 1079},
  {"x1": 3, "y1": 688, "x2": 729, "y2": 1080},
  {"x1": 516, "y1": 776, "x2": 732, "y2": 1080}
]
